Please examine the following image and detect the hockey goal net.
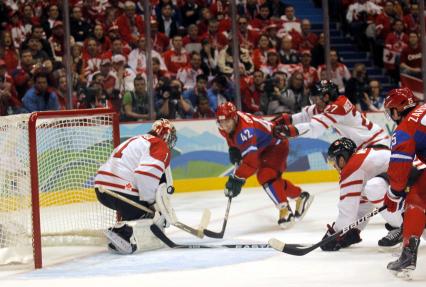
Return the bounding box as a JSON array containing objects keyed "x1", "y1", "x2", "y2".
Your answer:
[{"x1": 0, "y1": 108, "x2": 119, "y2": 268}]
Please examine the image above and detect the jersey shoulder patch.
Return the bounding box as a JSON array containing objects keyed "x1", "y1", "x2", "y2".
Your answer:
[{"x1": 340, "y1": 148, "x2": 371, "y2": 182}]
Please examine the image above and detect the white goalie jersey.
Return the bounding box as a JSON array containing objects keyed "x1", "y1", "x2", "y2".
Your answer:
[
  {"x1": 292, "y1": 96, "x2": 390, "y2": 149},
  {"x1": 95, "y1": 134, "x2": 171, "y2": 204}
]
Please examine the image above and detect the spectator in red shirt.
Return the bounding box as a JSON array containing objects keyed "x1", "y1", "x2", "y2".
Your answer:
[
  {"x1": 242, "y1": 69, "x2": 264, "y2": 114},
  {"x1": 183, "y1": 24, "x2": 202, "y2": 53},
  {"x1": 238, "y1": 15, "x2": 260, "y2": 50},
  {"x1": 291, "y1": 19, "x2": 318, "y2": 50},
  {"x1": 400, "y1": 32, "x2": 422, "y2": 77},
  {"x1": 11, "y1": 49, "x2": 34, "y2": 99},
  {"x1": 296, "y1": 50, "x2": 318, "y2": 89},
  {"x1": 93, "y1": 24, "x2": 112, "y2": 53},
  {"x1": 200, "y1": 18, "x2": 228, "y2": 50},
  {"x1": 375, "y1": 1, "x2": 398, "y2": 41},
  {"x1": 115, "y1": 1, "x2": 144, "y2": 45},
  {"x1": 252, "y1": 34, "x2": 272, "y2": 70},
  {"x1": 0, "y1": 59, "x2": 20, "y2": 115},
  {"x1": 250, "y1": 4, "x2": 272, "y2": 30},
  {"x1": 403, "y1": 3, "x2": 419, "y2": 33},
  {"x1": 163, "y1": 35, "x2": 189, "y2": 77},
  {"x1": 0, "y1": 31, "x2": 20, "y2": 74},
  {"x1": 384, "y1": 19, "x2": 408, "y2": 80}
]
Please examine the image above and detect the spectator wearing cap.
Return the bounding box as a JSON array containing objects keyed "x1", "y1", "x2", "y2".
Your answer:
[
  {"x1": 88, "y1": 58, "x2": 117, "y2": 93},
  {"x1": 21, "y1": 25, "x2": 53, "y2": 58},
  {"x1": 176, "y1": 52, "x2": 204, "y2": 90},
  {"x1": 70, "y1": 5, "x2": 91, "y2": 43},
  {"x1": 41, "y1": 4, "x2": 61, "y2": 38},
  {"x1": 22, "y1": 72, "x2": 60, "y2": 112},
  {"x1": 252, "y1": 34, "x2": 272, "y2": 70},
  {"x1": 158, "y1": 3, "x2": 179, "y2": 38},
  {"x1": 260, "y1": 49, "x2": 288, "y2": 77},
  {"x1": 317, "y1": 49, "x2": 351, "y2": 93},
  {"x1": 11, "y1": 49, "x2": 34, "y2": 99},
  {"x1": 49, "y1": 21, "x2": 75, "y2": 62},
  {"x1": 290, "y1": 19, "x2": 318, "y2": 50},
  {"x1": 280, "y1": 5, "x2": 302, "y2": 34},
  {"x1": 0, "y1": 31, "x2": 20, "y2": 74},
  {"x1": 106, "y1": 25, "x2": 121, "y2": 42},
  {"x1": 250, "y1": 4, "x2": 272, "y2": 30},
  {"x1": 199, "y1": 38, "x2": 219, "y2": 79},
  {"x1": 238, "y1": 15, "x2": 260, "y2": 50},
  {"x1": 128, "y1": 36, "x2": 167, "y2": 75},
  {"x1": 163, "y1": 35, "x2": 189, "y2": 77},
  {"x1": 180, "y1": 0, "x2": 201, "y2": 27},
  {"x1": 111, "y1": 54, "x2": 136, "y2": 96},
  {"x1": 116, "y1": 1, "x2": 144, "y2": 45},
  {"x1": 183, "y1": 24, "x2": 203, "y2": 54},
  {"x1": 0, "y1": 59, "x2": 20, "y2": 115},
  {"x1": 93, "y1": 24, "x2": 111, "y2": 54},
  {"x1": 278, "y1": 35, "x2": 299, "y2": 64},
  {"x1": 296, "y1": 50, "x2": 318, "y2": 89},
  {"x1": 6, "y1": 10, "x2": 26, "y2": 50}
]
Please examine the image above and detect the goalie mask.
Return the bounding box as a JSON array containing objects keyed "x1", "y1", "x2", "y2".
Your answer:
[
  {"x1": 327, "y1": 137, "x2": 357, "y2": 168},
  {"x1": 151, "y1": 119, "x2": 177, "y2": 149}
]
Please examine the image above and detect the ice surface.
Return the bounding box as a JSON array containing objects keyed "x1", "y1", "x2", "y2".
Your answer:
[{"x1": 0, "y1": 182, "x2": 425, "y2": 287}]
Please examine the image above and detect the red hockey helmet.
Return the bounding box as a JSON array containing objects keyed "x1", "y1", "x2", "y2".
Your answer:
[
  {"x1": 216, "y1": 102, "x2": 237, "y2": 121},
  {"x1": 384, "y1": 87, "x2": 418, "y2": 113},
  {"x1": 151, "y1": 119, "x2": 177, "y2": 148}
]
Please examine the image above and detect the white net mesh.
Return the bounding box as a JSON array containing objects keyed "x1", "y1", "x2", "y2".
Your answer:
[{"x1": 0, "y1": 112, "x2": 116, "y2": 265}]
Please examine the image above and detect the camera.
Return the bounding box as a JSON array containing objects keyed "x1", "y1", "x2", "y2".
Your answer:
[{"x1": 264, "y1": 77, "x2": 278, "y2": 96}]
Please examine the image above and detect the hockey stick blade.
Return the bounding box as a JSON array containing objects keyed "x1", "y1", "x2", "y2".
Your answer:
[
  {"x1": 173, "y1": 208, "x2": 211, "y2": 239},
  {"x1": 269, "y1": 206, "x2": 387, "y2": 256},
  {"x1": 203, "y1": 197, "x2": 232, "y2": 238},
  {"x1": 150, "y1": 224, "x2": 271, "y2": 249}
]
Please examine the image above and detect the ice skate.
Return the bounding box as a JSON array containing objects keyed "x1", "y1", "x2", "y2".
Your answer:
[
  {"x1": 378, "y1": 223, "x2": 402, "y2": 249},
  {"x1": 387, "y1": 236, "x2": 420, "y2": 280},
  {"x1": 278, "y1": 203, "x2": 295, "y2": 229},
  {"x1": 294, "y1": 191, "x2": 314, "y2": 221}
]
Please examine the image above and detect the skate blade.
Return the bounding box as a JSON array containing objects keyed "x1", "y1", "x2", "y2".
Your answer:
[
  {"x1": 391, "y1": 269, "x2": 413, "y2": 281},
  {"x1": 295, "y1": 195, "x2": 314, "y2": 222},
  {"x1": 278, "y1": 219, "x2": 296, "y2": 230}
]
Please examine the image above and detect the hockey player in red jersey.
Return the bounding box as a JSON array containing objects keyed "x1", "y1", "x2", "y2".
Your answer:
[
  {"x1": 216, "y1": 102, "x2": 313, "y2": 228},
  {"x1": 272, "y1": 80, "x2": 390, "y2": 149},
  {"x1": 95, "y1": 119, "x2": 177, "y2": 254},
  {"x1": 383, "y1": 87, "x2": 426, "y2": 278},
  {"x1": 320, "y1": 137, "x2": 403, "y2": 251}
]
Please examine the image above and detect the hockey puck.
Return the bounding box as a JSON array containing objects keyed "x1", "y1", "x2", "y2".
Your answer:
[{"x1": 167, "y1": 186, "x2": 175, "y2": 194}]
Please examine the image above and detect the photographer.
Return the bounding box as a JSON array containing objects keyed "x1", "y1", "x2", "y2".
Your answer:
[
  {"x1": 260, "y1": 71, "x2": 288, "y2": 115},
  {"x1": 157, "y1": 79, "x2": 192, "y2": 119},
  {"x1": 345, "y1": 63, "x2": 369, "y2": 111}
]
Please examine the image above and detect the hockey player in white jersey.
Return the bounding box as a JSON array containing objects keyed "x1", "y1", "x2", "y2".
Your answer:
[
  {"x1": 94, "y1": 119, "x2": 177, "y2": 254},
  {"x1": 320, "y1": 137, "x2": 403, "y2": 251},
  {"x1": 272, "y1": 80, "x2": 390, "y2": 149}
]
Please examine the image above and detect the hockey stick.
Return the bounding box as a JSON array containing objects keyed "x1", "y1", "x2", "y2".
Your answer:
[
  {"x1": 150, "y1": 224, "x2": 271, "y2": 249},
  {"x1": 97, "y1": 186, "x2": 210, "y2": 238},
  {"x1": 268, "y1": 205, "x2": 387, "y2": 256},
  {"x1": 203, "y1": 197, "x2": 232, "y2": 238}
]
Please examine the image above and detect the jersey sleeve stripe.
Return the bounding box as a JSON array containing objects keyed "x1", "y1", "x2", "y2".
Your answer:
[
  {"x1": 139, "y1": 163, "x2": 164, "y2": 172},
  {"x1": 135, "y1": 170, "x2": 161, "y2": 180},
  {"x1": 323, "y1": 113, "x2": 337, "y2": 123},
  {"x1": 358, "y1": 129, "x2": 385, "y2": 148},
  {"x1": 241, "y1": 145, "x2": 258, "y2": 157},
  {"x1": 391, "y1": 154, "x2": 413, "y2": 160},
  {"x1": 340, "y1": 192, "x2": 362, "y2": 200},
  {"x1": 340, "y1": 180, "x2": 363, "y2": 188},
  {"x1": 370, "y1": 198, "x2": 384, "y2": 204},
  {"x1": 312, "y1": 117, "x2": 329, "y2": 128},
  {"x1": 97, "y1": 170, "x2": 126, "y2": 180}
]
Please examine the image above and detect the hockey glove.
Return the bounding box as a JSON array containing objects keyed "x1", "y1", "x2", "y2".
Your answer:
[
  {"x1": 384, "y1": 188, "x2": 405, "y2": 213},
  {"x1": 229, "y1": 147, "x2": 242, "y2": 165},
  {"x1": 320, "y1": 223, "x2": 362, "y2": 251},
  {"x1": 320, "y1": 223, "x2": 341, "y2": 251},
  {"x1": 224, "y1": 175, "x2": 245, "y2": 198},
  {"x1": 271, "y1": 113, "x2": 292, "y2": 126},
  {"x1": 273, "y1": 124, "x2": 298, "y2": 139}
]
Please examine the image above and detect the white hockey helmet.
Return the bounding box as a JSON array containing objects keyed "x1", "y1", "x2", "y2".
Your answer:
[{"x1": 151, "y1": 119, "x2": 177, "y2": 148}]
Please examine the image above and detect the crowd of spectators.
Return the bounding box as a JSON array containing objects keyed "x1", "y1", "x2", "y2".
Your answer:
[{"x1": 2, "y1": 0, "x2": 414, "y2": 120}]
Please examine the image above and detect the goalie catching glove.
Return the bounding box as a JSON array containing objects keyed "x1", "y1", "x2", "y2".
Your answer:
[
  {"x1": 224, "y1": 175, "x2": 245, "y2": 198},
  {"x1": 320, "y1": 222, "x2": 362, "y2": 251}
]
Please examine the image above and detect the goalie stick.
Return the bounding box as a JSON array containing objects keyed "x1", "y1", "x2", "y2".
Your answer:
[
  {"x1": 268, "y1": 205, "x2": 387, "y2": 256},
  {"x1": 203, "y1": 197, "x2": 232, "y2": 238},
  {"x1": 150, "y1": 224, "x2": 271, "y2": 249},
  {"x1": 97, "y1": 186, "x2": 210, "y2": 238}
]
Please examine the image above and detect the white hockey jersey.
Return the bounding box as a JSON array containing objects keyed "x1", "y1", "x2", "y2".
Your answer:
[
  {"x1": 334, "y1": 147, "x2": 390, "y2": 231},
  {"x1": 95, "y1": 134, "x2": 171, "y2": 204},
  {"x1": 292, "y1": 96, "x2": 390, "y2": 149}
]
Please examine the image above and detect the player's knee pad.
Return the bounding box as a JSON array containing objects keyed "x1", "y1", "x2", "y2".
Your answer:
[{"x1": 257, "y1": 167, "x2": 279, "y2": 185}]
